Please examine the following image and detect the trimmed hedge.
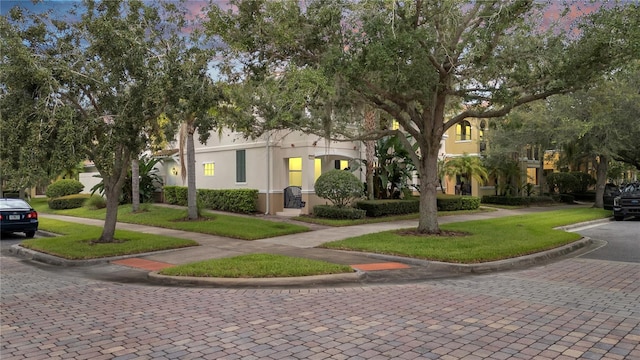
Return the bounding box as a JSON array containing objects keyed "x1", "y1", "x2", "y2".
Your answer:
[
  {"x1": 49, "y1": 194, "x2": 91, "y2": 210},
  {"x1": 481, "y1": 195, "x2": 555, "y2": 206},
  {"x1": 437, "y1": 196, "x2": 481, "y2": 211},
  {"x1": 163, "y1": 186, "x2": 258, "y2": 214},
  {"x1": 313, "y1": 205, "x2": 366, "y2": 220},
  {"x1": 46, "y1": 179, "x2": 84, "y2": 198},
  {"x1": 355, "y1": 196, "x2": 480, "y2": 217},
  {"x1": 356, "y1": 199, "x2": 419, "y2": 217}
]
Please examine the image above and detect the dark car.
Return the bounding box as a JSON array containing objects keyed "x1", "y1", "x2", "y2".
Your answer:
[
  {"x1": 603, "y1": 183, "x2": 621, "y2": 210},
  {"x1": 0, "y1": 198, "x2": 39, "y2": 238},
  {"x1": 613, "y1": 182, "x2": 640, "y2": 221}
]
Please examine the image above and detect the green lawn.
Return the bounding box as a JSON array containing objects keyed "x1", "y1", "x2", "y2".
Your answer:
[
  {"x1": 22, "y1": 218, "x2": 198, "y2": 259},
  {"x1": 159, "y1": 253, "x2": 354, "y2": 278},
  {"x1": 31, "y1": 198, "x2": 309, "y2": 240},
  {"x1": 320, "y1": 208, "x2": 611, "y2": 263}
]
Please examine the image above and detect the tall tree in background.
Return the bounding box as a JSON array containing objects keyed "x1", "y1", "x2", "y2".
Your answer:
[
  {"x1": 1, "y1": 0, "x2": 179, "y2": 242},
  {"x1": 209, "y1": 0, "x2": 640, "y2": 233}
]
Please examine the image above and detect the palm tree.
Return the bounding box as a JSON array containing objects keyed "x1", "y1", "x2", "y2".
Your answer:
[{"x1": 444, "y1": 153, "x2": 488, "y2": 196}]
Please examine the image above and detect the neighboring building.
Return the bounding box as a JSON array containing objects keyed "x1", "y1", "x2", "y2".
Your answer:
[{"x1": 158, "y1": 129, "x2": 366, "y2": 215}]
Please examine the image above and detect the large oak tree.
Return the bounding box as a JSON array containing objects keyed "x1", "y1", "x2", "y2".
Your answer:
[{"x1": 209, "y1": 0, "x2": 640, "y2": 233}]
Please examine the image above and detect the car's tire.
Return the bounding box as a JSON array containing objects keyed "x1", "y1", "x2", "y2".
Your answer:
[
  {"x1": 25, "y1": 231, "x2": 36, "y2": 238},
  {"x1": 614, "y1": 215, "x2": 625, "y2": 221}
]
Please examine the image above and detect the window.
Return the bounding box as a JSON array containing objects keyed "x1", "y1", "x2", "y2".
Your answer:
[
  {"x1": 456, "y1": 121, "x2": 471, "y2": 141},
  {"x1": 479, "y1": 120, "x2": 486, "y2": 141},
  {"x1": 391, "y1": 120, "x2": 400, "y2": 130},
  {"x1": 203, "y1": 162, "x2": 215, "y2": 176},
  {"x1": 288, "y1": 158, "x2": 302, "y2": 186},
  {"x1": 334, "y1": 160, "x2": 349, "y2": 170},
  {"x1": 236, "y1": 150, "x2": 246, "y2": 183},
  {"x1": 314, "y1": 158, "x2": 322, "y2": 183}
]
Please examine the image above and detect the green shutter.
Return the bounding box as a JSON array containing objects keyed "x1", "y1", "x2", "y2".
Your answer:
[{"x1": 236, "y1": 150, "x2": 246, "y2": 182}]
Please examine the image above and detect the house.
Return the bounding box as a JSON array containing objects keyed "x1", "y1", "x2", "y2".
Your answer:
[
  {"x1": 158, "y1": 129, "x2": 366, "y2": 216},
  {"x1": 442, "y1": 118, "x2": 548, "y2": 197}
]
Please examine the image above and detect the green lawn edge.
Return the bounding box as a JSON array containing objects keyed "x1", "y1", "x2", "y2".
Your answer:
[
  {"x1": 31, "y1": 198, "x2": 309, "y2": 240},
  {"x1": 22, "y1": 218, "x2": 198, "y2": 260},
  {"x1": 320, "y1": 208, "x2": 611, "y2": 264},
  {"x1": 158, "y1": 253, "x2": 354, "y2": 278}
]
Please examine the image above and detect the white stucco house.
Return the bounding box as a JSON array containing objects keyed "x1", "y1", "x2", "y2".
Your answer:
[{"x1": 156, "y1": 128, "x2": 367, "y2": 215}]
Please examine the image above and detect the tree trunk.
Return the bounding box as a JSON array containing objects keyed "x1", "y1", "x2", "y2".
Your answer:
[
  {"x1": 538, "y1": 152, "x2": 545, "y2": 196},
  {"x1": 364, "y1": 109, "x2": 376, "y2": 200},
  {"x1": 593, "y1": 154, "x2": 608, "y2": 208},
  {"x1": 187, "y1": 128, "x2": 198, "y2": 220},
  {"x1": 97, "y1": 146, "x2": 130, "y2": 243},
  {"x1": 131, "y1": 158, "x2": 140, "y2": 212},
  {"x1": 417, "y1": 147, "x2": 440, "y2": 234}
]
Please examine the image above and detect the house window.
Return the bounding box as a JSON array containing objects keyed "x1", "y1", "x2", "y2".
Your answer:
[
  {"x1": 392, "y1": 120, "x2": 400, "y2": 130},
  {"x1": 288, "y1": 157, "x2": 302, "y2": 186},
  {"x1": 479, "y1": 120, "x2": 486, "y2": 141},
  {"x1": 334, "y1": 160, "x2": 349, "y2": 170},
  {"x1": 314, "y1": 158, "x2": 322, "y2": 183},
  {"x1": 204, "y1": 162, "x2": 215, "y2": 176},
  {"x1": 236, "y1": 150, "x2": 246, "y2": 183},
  {"x1": 456, "y1": 121, "x2": 471, "y2": 141}
]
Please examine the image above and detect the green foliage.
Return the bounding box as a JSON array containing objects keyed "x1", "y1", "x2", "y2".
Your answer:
[
  {"x1": 314, "y1": 170, "x2": 363, "y2": 207},
  {"x1": 48, "y1": 194, "x2": 90, "y2": 210},
  {"x1": 159, "y1": 253, "x2": 353, "y2": 278},
  {"x1": 436, "y1": 196, "x2": 481, "y2": 212},
  {"x1": 91, "y1": 156, "x2": 163, "y2": 204},
  {"x1": 198, "y1": 189, "x2": 258, "y2": 214},
  {"x1": 313, "y1": 205, "x2": 366, "y2": 220},
  {"x1": 163, "y1": 186, "x2": 259, "y2": 214},
  {"x1": 372, "y1": 135, "x2": 417, "y2": 199},
  {"x1": 570, "y1": 172, "x2": 596, "y2": 193},
  {"x1": 444, "y1": 154, "x2": 489, "y2": 187},
  {"x1": 482, "y1": 196, "x2": 555, "y2": 206},
  {"x1": 46, "y1": 179, "x2": 84, "y2": 199},
  {"x1": 84, "y1": 195, "x2": 106, "y2": 210},
  {"x1": 356, "y1": 199, "x2": 419, "y2": 217},
  {"x1": 546, "y1": 172, "x2": 585, "y2": 194}
]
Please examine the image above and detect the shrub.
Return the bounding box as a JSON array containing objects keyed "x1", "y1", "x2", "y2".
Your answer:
[
  {"x1": 313, "y1": 205, "x2": 366, "y2": 219},
  {"x1": 481, "y1": 195, "x2": 555, "y2": 206},
  {"x1": 570, "y1": 172, "x2": 596, "y2": 193},
  {"x1": 314, "y1": 170, "x2": 363, "y2": 207},
  {"x1": 356, "y1": 199, "x2": 420, "y2": 217},
  {"x1": 46, "y1": 179, "x2": 84, "y2": 198},
  {"x1": 163, "y1": 186, "x2": 259, "y2": 214},
  {"x1": 84, "y1": 194, "x2": 106, "y2": 210},
  {"x1": 437, "y1": 195, "x2": 481, "y2": 211},
  {"x1": 49, "y1": 194, "x2": 91, "y2": 209},
  {"x1": 546, "y1": 172, "x2": 586, "y2": 194}
]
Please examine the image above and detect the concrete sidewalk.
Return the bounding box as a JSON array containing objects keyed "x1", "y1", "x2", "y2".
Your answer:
[{"x1": 15, "y1": 204, "x2": 606, "y2": 286}]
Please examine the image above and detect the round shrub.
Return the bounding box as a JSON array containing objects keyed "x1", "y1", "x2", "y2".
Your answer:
[
  {"x1": 314, "y1": 170, "x2": 363, "y2": 208},
  {"x1": 46, "y1": 179, "x2": 84, "y2": 198},
  {"x1": 85, "y1": 194, "x2": 107, "y2": 210}
]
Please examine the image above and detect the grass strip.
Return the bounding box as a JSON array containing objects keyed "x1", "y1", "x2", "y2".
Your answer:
[
  {"x1": 159, "y1": 253, "x2": 354, "y2": 278},
  {"x1": 320, "y1": 208, "x2": 611, "y2": 263},
  {"x1": 31, "y1": 198, "x2": 309, "y2": 240},
  {"x1": 21, "y1": 218, "x2": 198, "y2": 260}
]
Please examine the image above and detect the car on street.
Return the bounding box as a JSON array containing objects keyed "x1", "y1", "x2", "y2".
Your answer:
[
  {"x1": 0, "y1": 198, "x2": 39, "y2": 238},
  {"x1": 603, "y1": 183, "x2": 620, "y2": 210},
  {"x1": 613, "y1": 182, "x2": 640, "y2": 221}
]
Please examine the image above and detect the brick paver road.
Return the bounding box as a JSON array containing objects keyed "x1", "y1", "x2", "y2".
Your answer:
[{"x1": 1, "y1": 255, "x2": 639, "y2": 359}]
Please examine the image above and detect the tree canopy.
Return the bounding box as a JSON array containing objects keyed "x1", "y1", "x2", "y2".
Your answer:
[{"x1": 208, "y1": 0, "x2": 640, "y2": 233}]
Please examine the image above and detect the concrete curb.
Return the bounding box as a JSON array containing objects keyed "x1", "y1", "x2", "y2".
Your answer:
[
  {"x1": 8, "y1": 244, "x2": 187, "y2": 267},
  {"x1": 147, "y1": 270, "x2": 364, "y2": 287},
  {"x1": 346, "y1": 237, "x2": 594, "y2": 274}
]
